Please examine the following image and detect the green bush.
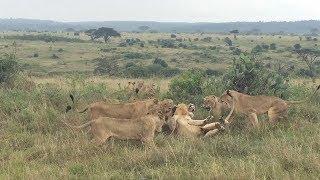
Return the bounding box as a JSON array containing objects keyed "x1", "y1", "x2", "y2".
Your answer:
[
  {"x1": 224, "y1": 37, "x2": 233, "y2": 46},
  {"x1": 270, "y1": 43, "x2": 277, "y2": 50},
  {"x1": 252, "y1": 45, "x2": 263, "y2": 54},
  {"x1": 93, "y1": 58, "x2": 120, "y2": 76},
  {"x1": 153, "y1": 57, "x2": 168, "y2": 68},
  {"x1": 0, "y1": 54, "x2": 19, "y2": 84},
  {"x1": 223, "y1": 53, "x2": 289, "y2": 97},
  {"x1": 123, "y1": 52, "x2": 152, "y2": 59},
  {"x1": 167, "y1": 70, "x2": 204, "y2": 103}
]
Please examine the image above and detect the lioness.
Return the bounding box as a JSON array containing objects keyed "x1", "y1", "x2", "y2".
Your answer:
[
  {"x1": 202, "y1": 95, "x2": 230, "y2": 120},
  {"x1": 66, "y1": 95, "x2": 174, "y2": 121},
  {"x1": 167, "y1": 104, "x2": 224, "y2": 138},
  {"x1": 64, "y1": 103, "x2": 165, "y2": 147},
  {"x1": 134, "y1": 81, "x2": 157, "y2": 98},
  {"x1": 219, "y1": 85, "x2": 320, "y2": 127}
]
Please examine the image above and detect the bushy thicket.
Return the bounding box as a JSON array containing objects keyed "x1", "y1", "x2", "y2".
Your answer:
[
  {"x1": 4, "y1": 34, "x2": 86, "y2": 43},
  {"x1": 223, "y1": 53, "x2": 289, "y2": 97}
]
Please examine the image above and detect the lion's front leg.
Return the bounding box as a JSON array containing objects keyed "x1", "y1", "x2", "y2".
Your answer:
[{"x1": 187, "y1": 116, "x2": 213, "y2": 126}]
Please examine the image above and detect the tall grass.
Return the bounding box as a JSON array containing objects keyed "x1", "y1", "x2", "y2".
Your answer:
[{"x1": 0, "y1": 76, "x2": 320, "y2": 179}]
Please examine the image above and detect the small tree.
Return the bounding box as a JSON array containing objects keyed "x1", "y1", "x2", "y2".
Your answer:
[
  {"x1": 270, "y1": 43, "x2": 277, "y2": 50},
  {"x1": 91, "y1": 27, "x2": 121, "y2": 42},
  {"x1": 171, "y1": 34, "x2": 177, "y2": 38},
  {"x1": 294, "y1": 48, "x2": 320, "y2": 81}
]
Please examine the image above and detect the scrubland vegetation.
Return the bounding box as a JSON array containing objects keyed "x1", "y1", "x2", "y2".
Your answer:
[{"x1": 0, "y1": 30, "x2": 320, "y2": 179}]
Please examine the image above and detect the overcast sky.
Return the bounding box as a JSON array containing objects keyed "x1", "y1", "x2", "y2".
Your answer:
[{"x1": 1, "y1": 0, "x2": 320, "y2": 22}]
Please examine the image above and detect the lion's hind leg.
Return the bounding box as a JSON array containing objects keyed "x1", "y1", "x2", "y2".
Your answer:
[
  {"x1": 203, "y1": 129, "x2": 219, "y2": 138},
  {"x1": 268, "y1": 104, "x2": 288, "y2": 124}
]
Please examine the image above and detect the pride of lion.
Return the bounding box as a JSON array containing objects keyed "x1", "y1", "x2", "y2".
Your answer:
[{"x1": 64, "y1": 81, "x2": 319, "y2": 147}]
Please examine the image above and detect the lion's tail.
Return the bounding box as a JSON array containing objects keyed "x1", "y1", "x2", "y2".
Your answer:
[
  {"x1": 287, "y1": 85, "x2": 320, "y2": 105},
  {"x1": 65, "y1": 94, "x2": 89, "y2": 113}
]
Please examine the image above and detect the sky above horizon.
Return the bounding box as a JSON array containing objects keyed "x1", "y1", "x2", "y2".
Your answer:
[{"x1": 1, "y1": 0, "x2": 320, "y2": 22}]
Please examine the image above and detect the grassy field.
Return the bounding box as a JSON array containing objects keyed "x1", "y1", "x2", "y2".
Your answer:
[{"x1": 0, "y1": 31, "x2": 320, "y2": 179}]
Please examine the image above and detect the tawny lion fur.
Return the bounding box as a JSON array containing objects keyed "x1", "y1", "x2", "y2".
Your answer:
[{"x1": 219, "y1": 85, "x2": 320, "y2": 127}]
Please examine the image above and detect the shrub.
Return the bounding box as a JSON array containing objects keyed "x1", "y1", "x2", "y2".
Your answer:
[
  {"x1": 123, "y1": 52, "x2": 152, "y2": 59},
  {"x1": 293, "y1": 44, "x2": 301, "y2": 50},
  {"x1": 153, "y1": 57, "x2": 168, "y2": 68},
  {"x1": 167, "y1": 70, "x2": 204, "y2": 103},
  {"x1": 33, "y1": 53, "x2": 39, "y2": 58},
  {"x1": 270, "y1": 43, "x2": 277, "y2": 50},
  {"x1": 251, "y1": 45, "x2": 263, "y2": 54},
  {"x1": 223, "y1": 53, "x2": 289, "y2": 97},
  {"x1": 94, "y1": 58, "x2": 120, "y2": 76},
  {"x1": 50, "y1": 54, "x2": 59, "y2": 59},
  {"x1": 0, "y1": 54, "x2": 19, "y2": 84},
  {"x1": 232, "y1": 48, "x2": 242, "y2": 55},
  {"x1": 205, "y1": 68, "x2": 223, "y2": 76},
  {"x1": 261, "y1": 44, "x2": 269, "y2": 50},
  {"x1": 171, "y1": 34, "x2": 177, "y2": 38},
  {"x1": 157, "y1": 39, "x2": 176, "y2": 48},
  {"x1": 57, "y1": 48, "x2": 64, "y2": 52},
  {"x1": 224, "y1": 37, "x2": 233, "y2": 46}
]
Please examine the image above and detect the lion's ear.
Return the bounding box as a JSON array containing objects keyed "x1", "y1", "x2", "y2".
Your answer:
[
  {"x1": 227, "y1": 90, "x2": 232, "y2": 97},
  {"x1": 171, "y1": 106, "x2": 177, "y2": 114}
]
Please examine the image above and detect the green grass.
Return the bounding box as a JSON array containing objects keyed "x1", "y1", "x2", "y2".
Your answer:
[
  {"x1": 0, "y1": 77, "x2": 320, "y2": 179},
  {"x1": 0, "y1": 31, "x2": 320, "y2": 178}
]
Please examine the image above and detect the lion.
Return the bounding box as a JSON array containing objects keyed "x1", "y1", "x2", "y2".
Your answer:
[
  {"x1": 219, "y1": 85, "x2": 320, "y2": 127},
  {"x1": 133, "y1": 81, "x2": 157, "y2": 98},
  {"x1": 167, "y1": 104, "x2": 225, "y2": 138},
  {"x1": 202, "y1": 95, "x2": 230, "y2": 120},
  {"x1": 64, "y1": 102, "x2": 166, "y2": 147},
  {"x1": 66, "y1": 95, "x2": 174, "y2": 121}
]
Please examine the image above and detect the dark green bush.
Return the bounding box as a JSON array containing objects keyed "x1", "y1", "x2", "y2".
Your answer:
[
  {"x1": 167, "y1": 70, "x2": 204, "y2": 103},
  {"x1": 157, "y1": 39, "x2": 176, "y2": 48},
  {"x1": 123, "y1": 52, "x2": 152, "y2": 60},
  {"x1": 0, "y1": 54, "x2": 19, "y2": 84},
  {"x1": 94, "y1": 58, "x2": 120, "y2": 76},
  {"x1": 270, "y1": 43, "x2": 277, "y2": 50},
  {"x1": 153, "y1": 57, "x2": 168, "y2": 68},
  {"x1": 223, "y1": 53, "x2": 289, "y2": 97},
  {"x1": 252, "y1": 45, "x2": 263, "y2": 54},
  {"x1": 224, "y1": 37, "x2": 233, "y2": 46}
]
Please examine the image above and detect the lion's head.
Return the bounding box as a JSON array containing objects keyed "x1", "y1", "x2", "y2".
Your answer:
[{"x1": 202, "y1": 95, "x2": 220, "y2": 111}]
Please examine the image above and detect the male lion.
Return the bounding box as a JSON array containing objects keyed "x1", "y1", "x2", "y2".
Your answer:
[
  {"x1": 219, "y1": 85, "x2": 320, "y2": 127},
  {"x1": 66, "y1": 95, "x2": 174, "y2": 121},
  {"x1": 64, "y1": 103, "x2": 165, "y2": 147},
  {"x1": 167, "y1": 104, "x2": 224, "y2": 138}
]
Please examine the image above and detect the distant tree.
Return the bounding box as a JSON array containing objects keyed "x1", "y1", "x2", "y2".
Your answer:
[
  {"x1": 224, "y1": 37, "x2": 233, "y2": 46},
  {"x1": 74, "y1": 32, "x2": 80, "y2": 36},
  {"x1": 91, "y1": 27, "x2": 121, "y2": 43},
  {"x1": 138, "y1": 26, "x2": 150, "y2": 32},
  {"x1": 84, "y1": 29, "x2": 97, "y2": 40},
  {"x1": 230, "y1": 29, "x2": 239, "y2": 39},
  {"x1": 171, "y1": 34, "x2": 177, "y2": 38},
  {"x1": 294, "y1": 48, "x2": 320, "y2": 82},
  {"x1": 299, "y1": 36, "x2": 303, "y2": 41}
]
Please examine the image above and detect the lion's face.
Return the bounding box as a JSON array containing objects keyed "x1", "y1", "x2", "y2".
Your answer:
[
  {"x1": 174, "y1": 104, "x2": 189, "y2": 116},
  {"x1": 159, "y1": 99, "x2": 175, "y2": 118},
  {"x1": 202, "y1": 96, "x2": 218, "y2": 111}
]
